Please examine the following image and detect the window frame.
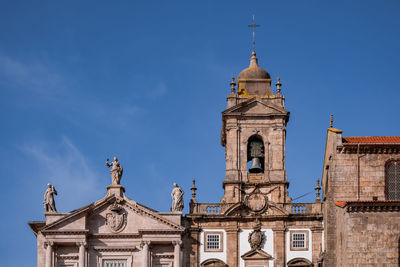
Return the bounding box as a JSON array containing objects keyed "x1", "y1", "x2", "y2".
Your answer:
[
  {"x1": 204, "y1": 231, "x2": 223, "y2": 252},
  {"x1": 102, "y1": 259, "x2": 128, "y2": 267},
  {"x1": 289, "y1": 230, "x2": 309, "y2": 251},
  {"x1": 386, "y1": 160, "x2": 400, "y2": 200}
]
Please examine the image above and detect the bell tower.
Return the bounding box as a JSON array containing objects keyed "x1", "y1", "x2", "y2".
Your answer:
[{"x1": 220, "y1": 51, "x2": 290, "y2": 204}]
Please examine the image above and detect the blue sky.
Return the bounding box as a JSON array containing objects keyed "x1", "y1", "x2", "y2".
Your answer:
[{"x1": 1, "y1": 1, "x2": 399, "y2": 265}]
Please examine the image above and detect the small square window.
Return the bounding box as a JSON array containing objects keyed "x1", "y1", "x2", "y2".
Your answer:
[
  {"x1": 290, "y1": 230, "x2": 309, "y2": 251},
  {"x1": 103, "y1": 260, "x2": 127, "y2": 267},
  {"x1": 204, "y1": 231, "x2": 223, "y2": 252}
]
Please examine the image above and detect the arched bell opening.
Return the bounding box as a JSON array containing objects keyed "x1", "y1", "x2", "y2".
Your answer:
[{"x1": 247, "y1": 135, "x2": 265, "y2": 174}]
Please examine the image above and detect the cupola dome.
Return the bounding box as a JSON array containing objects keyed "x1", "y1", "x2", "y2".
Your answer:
[{"x1": 237, "y1": 51, "x2": 271, "y2": 80}]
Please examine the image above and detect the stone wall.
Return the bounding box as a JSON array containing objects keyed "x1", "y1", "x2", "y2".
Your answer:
[{"x1": 341, "y1": 209, "x2": 400, "y2": 265}]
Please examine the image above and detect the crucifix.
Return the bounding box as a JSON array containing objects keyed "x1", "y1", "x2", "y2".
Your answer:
[{"x1": 248, "y1": 15, "x2": 260, "y2": 52}]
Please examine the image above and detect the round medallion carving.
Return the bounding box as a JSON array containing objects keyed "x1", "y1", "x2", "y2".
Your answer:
[{"x1": 247, "y1": 193, "x2": 267, "y2": 212}]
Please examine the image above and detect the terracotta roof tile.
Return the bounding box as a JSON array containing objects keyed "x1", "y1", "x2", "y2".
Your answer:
[{"x1": 342, "y1": 136, "x2": 400, "y2": 144}]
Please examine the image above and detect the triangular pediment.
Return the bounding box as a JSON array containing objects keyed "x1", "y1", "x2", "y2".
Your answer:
[
  {"x1": 40, "y1": 195, "x2": 184, "y2": 235},
  {"x1": 241, "y1": 248, "x2": 272, "y2": 260},
  {"x1": 222, "y1": 98, "x2": 288, "y2": 116}
]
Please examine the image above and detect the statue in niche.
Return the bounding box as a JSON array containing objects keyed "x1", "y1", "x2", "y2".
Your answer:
[
  {"x1": 171, "y1": 183, "x2": 184, "y2": 212},
  {"x1": 106, "y1": 157, "x2": 123, "y2": 185},
  {"x1": 43, "y1": 184, "x2": 57, "y2": 212}
]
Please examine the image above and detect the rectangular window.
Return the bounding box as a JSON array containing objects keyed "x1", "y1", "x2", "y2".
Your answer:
[
  {"x1": 292, "y1": 233, "x2": 305, "y2": 248},
  {"x1": 290, "y1": 230, "x2": 309, "y2": 251},
  {"x1": 103, "y1": 260, "x2": 127, "y2": 267},
  {"x1": 204, "y1": 231, "x2": 223, "y2": 252}
]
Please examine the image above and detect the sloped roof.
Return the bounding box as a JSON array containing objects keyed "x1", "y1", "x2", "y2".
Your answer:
[{"x1": 342, "y1": 136, "x2": 400, "y2": 144}]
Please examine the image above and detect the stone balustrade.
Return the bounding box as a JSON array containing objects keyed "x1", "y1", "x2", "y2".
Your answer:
[{"x1": 189, "y1": 202, "x2": 322, "y2": 215}]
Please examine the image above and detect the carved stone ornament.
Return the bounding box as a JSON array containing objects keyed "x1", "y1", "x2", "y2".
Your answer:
[
  {"x1": 248, "y1": 227, "x2": 265, "y2": 250},
  {"x1": 245, "y1": 187, "x2": 268, "y2": 213},
  {"x1": 106, "y1": 203, "x2": 127, "y2": 233}
]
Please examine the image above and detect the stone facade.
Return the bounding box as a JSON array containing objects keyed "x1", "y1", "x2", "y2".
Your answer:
[
  {"x1": 29, "y1": 185, "x2": 185, "y2": 267},
  {"x1": 322, "y1": 130, "x2": 400, "y2": 266}
]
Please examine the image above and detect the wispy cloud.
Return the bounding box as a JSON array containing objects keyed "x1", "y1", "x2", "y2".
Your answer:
[
  {"x1": 20, "y1": 136, "x2": 104, "y2": 210},
  {"x1": 0, "y1": 54, "x2": 68, "y2": 96}
]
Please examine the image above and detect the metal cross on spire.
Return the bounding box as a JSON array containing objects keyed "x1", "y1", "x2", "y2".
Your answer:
[{"x1": 248, "y1": 15, "x2": 260, "y2": 52}]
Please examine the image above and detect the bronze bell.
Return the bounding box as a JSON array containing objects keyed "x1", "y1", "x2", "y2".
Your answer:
[{"x1": 249, "y1": 157, "x2": 262, "y2": 173}]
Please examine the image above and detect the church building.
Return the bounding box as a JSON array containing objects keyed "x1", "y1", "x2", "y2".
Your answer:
[
  {"x1": 185, "y1": 51, "x2": 323, "y2": 267},
  {"x1": 29, "y1": 44, "x2": 400, "y2": 267}
]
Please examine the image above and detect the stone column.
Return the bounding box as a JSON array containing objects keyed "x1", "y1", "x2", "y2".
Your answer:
[
  {"x1": 273, "y1": 227, "x2": 286, "y2": 267},
  {"x1": 77, "y1": 242, "x2": 86, "y2": 267},
  {"x1": 226, "y1": 228, "x2": 239, "y2": 267},
  {"x1": 141, "y1": 241, "x2": 150, "y2": 267},
  {"x1": 45, "y1": 241, "x2": 53, "y2": 267},
  {"x1": 173, "y1": 241, "x2": 182, "y2": 267}
]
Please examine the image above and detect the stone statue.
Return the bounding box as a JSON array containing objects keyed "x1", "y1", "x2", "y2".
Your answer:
[
  {"x1": 43, "y1": 184, "x2": 57, "y2": 213},
  {"x1": 171, "y1": 183, "x2": 184, "y2": 212},
  {"x1": 106, "y1": 157, "x2": 123, "y2": 185}
]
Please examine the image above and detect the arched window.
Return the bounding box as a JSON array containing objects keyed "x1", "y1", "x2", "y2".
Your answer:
[
  {"x1": 247, "y1": 135, "x2": 264, "y2": 173},
  {"x1": 386, "y1": 160, "x2": 400, "y2": 200},
  {"x1": 287, "y1": 258, "x2": 312, "y2": 267},
  {"x1": 200, "y1": 258, "x2": 227, "y2": 267}
]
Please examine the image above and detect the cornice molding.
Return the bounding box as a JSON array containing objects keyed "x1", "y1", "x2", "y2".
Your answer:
[
  {"x1": 338, "y1": 145, "x2": 400, "y2": 154},
  {"x1": 345, "y1": 201, "x2": 400, "y2": 212},
  {"x1": 90, "y1": 233, "x2": 140, "y2": 239},
  {"x1": 93, "y1": 246, "x2": 137, "y2": 252},
  {"x1": 41, "y1": 229, "x2": 89, "y2": 236}
]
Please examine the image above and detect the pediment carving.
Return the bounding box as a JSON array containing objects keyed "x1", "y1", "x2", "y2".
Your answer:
[
  {"x1": 105, "y1": 202, "x2": 127, "y2": 233},
  {"x1": 222, "y1": 98, "x2": 288, "y2": 116},
  {"x1": 241, "y1": 249, "x2": 272, "y2": 260},
  {"x1": 40, "y1": 195, "x2": 184, "y2": 234}
]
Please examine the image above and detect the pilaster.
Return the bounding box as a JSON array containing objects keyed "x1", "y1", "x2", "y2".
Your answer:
[
  {"x1": 311, "y1": 227, "x2": 323, "y2": 265},
  {"x1": 189, "y1": 229, "x2": 200, "y2": 267},
  {"x1": 77, "y1": 242, "x2": 87, "y2": 267},
  {"x1": 226, "y1": 227, "x2": 239, "y2": 267},
  {"x1": 141, "y1": 241, "x2": 150, "y2": 267},
  {"x1": 45, "y1": 241, "x2": 53, "y2": 267},
  {"x1": 173, "y1": 241, "x2": 182, "y2": 267},
  {"x1": 272, "y1": 227, "x2": 285, "y2": 267}
]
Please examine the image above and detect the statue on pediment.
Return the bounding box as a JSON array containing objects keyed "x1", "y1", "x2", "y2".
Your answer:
[
  {"x1": 43, "y1": 184, "x2": 57, "y2": 213},
  {"x1": 106, "y1": 157, "x2": 123, "y2": 185},
  {"x1": 171, "y1": 183, "x2": 184, "y2": 212}
]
